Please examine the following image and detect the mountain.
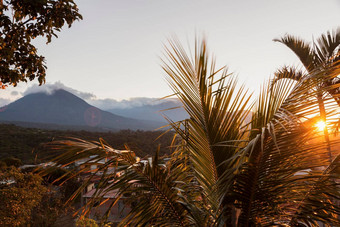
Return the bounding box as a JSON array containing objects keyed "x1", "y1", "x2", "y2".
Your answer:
[
  {"x1": 0, "y1": 89, "x2": 163, "y2": 131},
  {"x1": 105, "y1": 100, "x2": 189, "y2": 123}
]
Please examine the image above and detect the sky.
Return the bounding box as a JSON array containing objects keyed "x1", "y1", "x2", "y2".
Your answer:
[{"x1": 1, "y1": 0, "x2": 340, "y2": 108}]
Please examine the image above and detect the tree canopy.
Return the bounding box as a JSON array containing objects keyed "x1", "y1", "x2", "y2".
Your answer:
[
  {"x1": 0, "y1": 124, "x2": 175, "y2": 164},
  {"x1": 0, "y1": 167, "x2": 46, "y2": 226},
  {"x1": 0, "y1": 0, "x2": 82, "y2": 87}
]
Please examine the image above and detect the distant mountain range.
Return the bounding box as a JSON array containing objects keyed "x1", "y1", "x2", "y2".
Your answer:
[
  {"x1": 105, "y1": 100, "x2": 188, "y2": 123},
  {"x1": 0, "y1": 89, "x2": 183, "y2": 131}
]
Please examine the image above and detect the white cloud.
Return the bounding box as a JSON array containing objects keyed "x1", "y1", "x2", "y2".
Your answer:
[
  {"x1": 88, "y1": 97, "x2": 181, "y2": 110},
  {"x1": 22, "y1": 81, "x2": 96, "y2": 100},
  {"x1": 0, "y1": 98, "x2": 12, "y2": 107},
  {"x1": 88, "y1": 97, "x2": 159, "y2": 109}
]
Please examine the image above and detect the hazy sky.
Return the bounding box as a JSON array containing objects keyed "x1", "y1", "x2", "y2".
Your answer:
[{"x1": 1, "y1": 0, "x2": 340, "y2": 105}]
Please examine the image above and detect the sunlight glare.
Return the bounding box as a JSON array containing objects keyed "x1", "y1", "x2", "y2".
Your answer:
[{"x1": 315, "y1": 120, "x2": 326, "y2": 132}]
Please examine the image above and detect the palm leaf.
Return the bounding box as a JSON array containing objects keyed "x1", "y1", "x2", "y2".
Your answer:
[
  {"x1": 290, "y1": 154, "x2": 340, "y2": 226},
  {"x1": 162, "y1": 37, "x2": 252, "y2": 196},
  {"x1": 271, "y1": 66, "x2": 307, "y2": 86},
  {"x1": 314, "y1": 27, "x2": 340, "y2": 65},
  {"x1": 274, "y1": 35, "x2": 314, "y2": 71},
  {"x1": 220, "y1": 64, "x2": 340, "y2": 226},
  {"x1": 45, "y1": 138, "x2": 194, "y2": 226}
]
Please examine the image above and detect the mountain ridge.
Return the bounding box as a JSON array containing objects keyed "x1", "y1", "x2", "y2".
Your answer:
[
  {"x1": 0, "y1": 89, "x2": 164, "y2": 131},
  {"x1": 105, "y1": 100, "x2": 188, "y2": 123}
]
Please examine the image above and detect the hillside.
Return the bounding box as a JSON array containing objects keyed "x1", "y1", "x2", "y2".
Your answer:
[{"x1": 0, "y1": 124, "x2": 175, "y2": 164}]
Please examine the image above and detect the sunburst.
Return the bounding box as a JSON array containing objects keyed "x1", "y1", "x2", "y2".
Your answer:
[{"x1": 315, "y1": 120, "x2": 326, "y2": 132}]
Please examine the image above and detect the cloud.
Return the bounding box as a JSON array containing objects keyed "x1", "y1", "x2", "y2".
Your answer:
[
  {"x1": 87, "y1": 97, "x2": 182, "y2": 110},
  {"x1": 22, "y1": 81, "x2": 96, "y2": 100},
  {"x1": 0, "y1": 98, "x2": 12, "y2": 107}
]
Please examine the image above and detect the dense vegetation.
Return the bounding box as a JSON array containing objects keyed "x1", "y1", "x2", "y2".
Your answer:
[
  {"x1": 0, "y1": 167, "x2": 46, "y2": 226},
  {"x1": 0, "y1": 164, "x2": 82, "y2": 226},
  {"x1": 0, "y1": 124, "x2": 174, "y2": 164}
]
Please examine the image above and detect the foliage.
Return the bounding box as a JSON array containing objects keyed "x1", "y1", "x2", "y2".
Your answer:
[
  {"x1": 76, "y1": 217, "x2": 112, "y2": 227},
  {"x1": 76, "y1": 217, "x2": 99, "y2": 227},
  {"x1": 0, "y1": 0, "x2": 82, "y2": 86},
  {"x1": 29, "y1": 185, "x2": 69, "y2": 226},
  {"x1": 27, "y1": 166, "x2": 82, "y2": 226},
  {"x1": 0, "y1": 166, "x2": 46, "y2": 226},
  {"x1": 0, "y1": 124, "x2": 175, "y2": 164},
  {"x1": 273, "y1": 27, "x2": 340, "y2": 105},
  {"x1": 0, "y1": 165, "x2": 84, "y2": 226},
  {"x1": 48, "y1": 38, "x2": 340, "y2": 226},
  {"x1": 41, "y1": 166, "x2": 82, "y2": 202},
  {"x1": 273, "y1": 28, "x2": 340, "y2": 164},
  {"x1": 0, "y1": 166, "x2": 82, "y2": 226}
]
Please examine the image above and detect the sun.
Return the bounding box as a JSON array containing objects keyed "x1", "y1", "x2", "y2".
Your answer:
[{"x1": 315, "y1": 120, "x2": 326, "y2": 132}]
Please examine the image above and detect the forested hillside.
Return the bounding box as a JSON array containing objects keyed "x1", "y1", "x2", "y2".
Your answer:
[{"x1": 0, "y1": 124, "x2": 175, "y2": 164}]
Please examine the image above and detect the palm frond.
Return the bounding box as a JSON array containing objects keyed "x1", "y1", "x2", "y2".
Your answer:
[
  {"x1": 45, "y1": 138, "x2": 195, "y2": 226},
  {"x1": 314, "y1": 27, "x2": 340, "y2": 65},
  {"x1": 162, "y1": 37, "x2": 252, "y2": 194},
  {"x1": 274, "y1": 35, "x2": 314, "y2": 71},
  {"x1": 221, "y1": 65, "x2": 340, "y2": 226},
  {"x1": 271, "y1": 66, "x2": 307, "y2": 86},
  {"x1": 290, "y1": 154, "x2": 340, "y2": 226}
]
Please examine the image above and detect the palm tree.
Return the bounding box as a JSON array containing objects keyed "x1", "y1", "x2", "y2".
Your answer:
[
  {"x1": 273, "y1": 28, "x2": 340, "y2": 97},
  {"x1": 273, "y1": 28, "x2": 340, "y2": 162},
  {"x1": 48, "y1": 38, "x2": 340, "y2": 226}
]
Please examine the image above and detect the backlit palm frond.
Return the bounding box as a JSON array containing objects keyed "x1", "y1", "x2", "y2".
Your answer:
[
  {"x1": 161, "y1": 37, "x2": 218, "y2": 192},
  {"x1": 114, "y1": 151, "x2": 190, "y2": 227},
  {"x1": 220, "y1": 65, "x2": 340, "y2": 226},
  {"x1": 271, "y1": 66, "x2": 307, "y2": 87},
  {"x1": 216, "y1": 75, "x2": 299, "y2": 225},
  {"x1": 274, "y1": 29, "x2": 340, "y2": 108},
  {"x1": 40, "y1": 138, "x2": 137, "y2": 203},
  {"x1": 158, "y1": 115, "x2": 221, "y2": 225},
  {"x1": 290, "y1": 154, "x2": 340, "y2": 226},
  {"x1": 314, "y1": 27, "x2": 340, "y2": 66},
  {"x1": 316, "y1": 61, "x2": 340, "y2": 107},
  {"x1": 236, "y1": 128, "x2": 339, "y2": 226},
  {"x1": 274, "y1": 35, "x2": 314, "y2": 71},
  {"x1": 162, "y1": 38, "x2": 252, "y2": 199},
  {"x1": 251, "y1": 76, "x2": 298, "y2": 138}
]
